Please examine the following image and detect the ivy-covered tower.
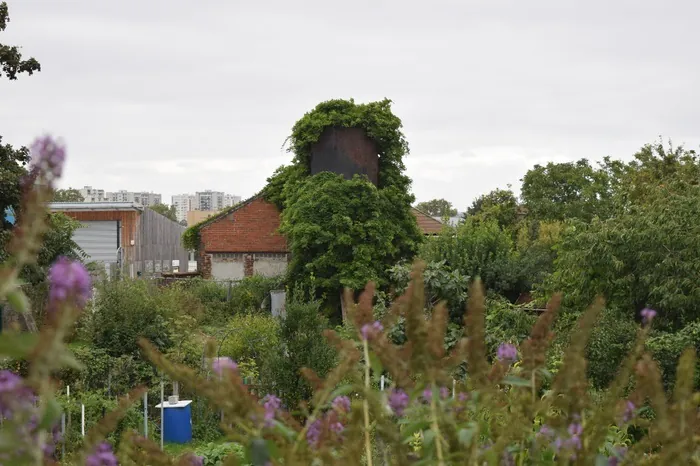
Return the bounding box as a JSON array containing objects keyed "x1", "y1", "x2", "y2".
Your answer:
[{"x1": 309, "y1": 127, "x2": 379, "y2": 186}]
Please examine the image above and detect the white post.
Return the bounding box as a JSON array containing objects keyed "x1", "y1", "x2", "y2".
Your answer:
[
  {"x1": 143, "y1": 391, "x2": 148, "y2": 438},
  {"x1": 81, "y1": 404, "x2": 85, "y2": 437},
  {"x1": 452, "y1": 379, "x2": 456, "y2": 399},
  {"x1": 160, "y1": 381, "x2": 164, "y2": 450},
  {"x1": 66, "y1": 386, "x2": 70, "y2": 398},
  {"x1": 380, "y1": 375, "x2": 385, "y2": 391}
]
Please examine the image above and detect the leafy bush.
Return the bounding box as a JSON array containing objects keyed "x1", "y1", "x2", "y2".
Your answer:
[
  {"x1": 647, "y1": 321, "x2": 700, "y2": 389},
  {"x1": 261, "y1": 294, "x2": 336, "y2": 409},
  {"x1": 586, "y1": 310, "x2": 638, "y2": 389},
  {"x1": 421, "y1": 218, "x2": 522, "y2": 299},
  {"x1": 217, "y1": 313, "x2": 279, "y2": 371},
  {"x1": 483, "y1": 296, "x2": 537, "y2": 357},
  {"x1": 194, "y1": 442, "x2": 246, "y2": 466}
]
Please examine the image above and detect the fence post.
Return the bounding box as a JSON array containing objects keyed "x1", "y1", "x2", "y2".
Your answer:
[
  {"x1": 143, "y1": 391, "x2": 148, "y2": 438},
  {"x1": 81, "y1": 404, "x2": 85, "y2": 437},
  {"x1": 452, "y1": 379, "x2": 456, "y2": 399},
  {"x1": 380, "y1": 375, "x2": 385, "y2": 391},
  {"x1": 160, "y1": 381, "x2": 164, "y2": 451}
]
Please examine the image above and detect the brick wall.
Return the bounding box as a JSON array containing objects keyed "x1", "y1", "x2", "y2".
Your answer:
[{"x1": 200, "y1": 197, "x2": 288, "y2": 254}]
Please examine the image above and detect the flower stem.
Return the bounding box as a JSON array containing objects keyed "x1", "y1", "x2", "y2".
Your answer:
[
  {"x1": 363, "y1": 338, "x2": 374, "y2": 466},
  {"x1": 429, "y1": 382, "x2": 445, "y2": 466}
]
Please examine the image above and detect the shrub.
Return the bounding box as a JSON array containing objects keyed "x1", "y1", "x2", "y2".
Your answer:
[
  {"x1": 586, "y1": 310, "x2": 638, "y2": 389},
  {"x1": 217, "y1": 313, "x2": 279, "y2": 374},
  {"x1": 89, "y1": 279, "x2": 174, "y2": 356},
  {"x1": 647, "y1": 321, "x2": 700, "y2": 389},
  {"x1": 261, "y1": 294, "x2": 336, "y2": 410},
  {"x1": 484, "y1": 296, "x2": 537, "y2": 357},
  {"x1": 194, "y1": 442, "x2": 246, "y2": 466}
]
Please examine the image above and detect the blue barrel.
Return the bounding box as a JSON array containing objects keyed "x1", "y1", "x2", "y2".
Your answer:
[{"x1": 156, "y1": 400, "x2": 192, "y2": 443}]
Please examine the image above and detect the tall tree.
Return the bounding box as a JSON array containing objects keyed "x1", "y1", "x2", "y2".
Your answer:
[
  {"x1": 415, "y1": 198, "x2": 457, "y2": 218},
  {"x1": 0, "y1": 2, "x2": 40, "y2": 80},
  {"x1": 520, "y1": 159, "x2": 615, "y2": 223},
  {"x1": 466, "y1": 188, "x2": 519, "y2": 230},
  {"x1": 149, "y1": 203, "x2": 177, "y2": 222},
  {"x1": 52, "y1": 188, "x2": 84, "y2": 202}
]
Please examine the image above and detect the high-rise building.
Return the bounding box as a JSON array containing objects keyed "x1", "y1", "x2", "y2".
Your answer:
[
  {"x1": 195, "y1": 190, "x2": 225, "y2": 211},
  {"x1": 172, "y1": 194, "x2": 196, "y2": 223},
  {"x1": 105, "y1": 190, "x2": 162, "y2": 206},
  {"x1": 79, "y1": 186, "x2": 107, "y2": 202},
  {"x1": 224, "y1": 194, "x2": 242, "y2": 208}
]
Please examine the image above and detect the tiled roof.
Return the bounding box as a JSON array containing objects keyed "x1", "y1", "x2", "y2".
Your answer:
[{"x1": 411, "y1": 207, "x2": 444, "y2": 235}]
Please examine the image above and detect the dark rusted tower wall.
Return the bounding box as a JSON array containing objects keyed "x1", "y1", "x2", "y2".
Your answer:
[{"x1": 309, "y1": 127, "x2": 379, "y2": 185}]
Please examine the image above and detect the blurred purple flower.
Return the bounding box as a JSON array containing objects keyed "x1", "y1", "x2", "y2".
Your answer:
[
  {"x1": 567, "y1": 423, "x2": 583, "y2": 437},
  {"x1": 0, "y1": 370, "x2": 22, "y2": 392},
  {"x1": 329, "y1": 421, "x2": 344, "y2": 435},
  {"x1": 622, "y1": 400, "x2": 635, "y2": 423},
  {"x1": 388, "y1": 388, "x2": 409, "y2": 417},
  {"x1": 608, "y1": 446, "x2": 627, "y2": 466},
  {"x1": 31, "y1": 136, "x2": 66, "y2": 185},
  {"x1": 458, "y1": 392, "x2": 469, "y2": 402},
  {"x1": 439, "y1": 387, "x2": 450, "y2": 399},
  {"x1": 263, "y1": 394, "x2": 281, "y2": 427},
  {"x1": 306, "y1": 419, "x2": 322, "y2": 448},
  {"x1": 86, "y1": 442, "x2": 117, "y2": 466},
  {"x1": 422, "y1": 388, "x2": 433, "y2": 403},
  {"x1": 361, "y1": 321, "x2": 383, "y2": 340},
  {"x1": 332, "y1": 395, "x2": 351, "y2": 413},
  {"x1": 212, "y1": 357, "x2": 238, "y2": 375},
  {"x1": 538, "y1": 425, "x2": 554, "y2": 437},
  {"x1": 641, "y1": 308, "x2": 657, "y2": 324},
  {"x1": 186, "y1": 454, "x2": 204, "y2": 466},
  {"x1": 497, "y1": 343, "x2": 518, "y2": 363},
  {"x1": 48, "y1": 257, "x2": 92, "y2": 309}
]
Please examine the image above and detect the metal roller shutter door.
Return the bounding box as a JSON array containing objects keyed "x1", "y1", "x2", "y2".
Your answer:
[{"x1": 73, "y1": 221, "x2": 119, "y2": 263}]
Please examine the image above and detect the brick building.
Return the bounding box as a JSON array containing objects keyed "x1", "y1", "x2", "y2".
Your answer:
[{"x1": 195, "y1": 126, "x2": 443, "y2": 280}]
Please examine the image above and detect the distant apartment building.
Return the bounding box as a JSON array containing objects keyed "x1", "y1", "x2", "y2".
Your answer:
[
  {"x1": 79, "y1": 186, "x2": 107, "y2": 202},
  {"x1": 224, "y1": 194, "x2": 242, "y2": 208},
  {"x1": 107, "y1": 190, "x2": 162, "y2": 206},
  {"x1": 195, "y1": 190, "x2": 225, "y2": 211},
  {"x1": 172, "y1": 194, "x2": 196, "y2": 223},
  {"x1": 171, "y1": 191, "x2": 242, "y2": 224}
]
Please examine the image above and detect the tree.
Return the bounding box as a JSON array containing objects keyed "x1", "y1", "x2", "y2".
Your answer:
[
  {"x1": 0, "y1": 136, "x2": 29, "y2": 230},
  {"x1": 52, "y1": 188, "x2": 84, "y2": 202},
  {"x1": 420, "y1": 218, "x2": 521, "y2": 301},
  {"x1": 520, "y1": 159, "x2": 615, "y2": 223},
  {"x1": 0, "y1": 2, "x2": 41, "y2": 80},
  {"x1": 149, "y1": 203, "x2": 177, "y2": 222},
  {"x1": 542, "y1": 180, "x2": 700, "y2": 332},
  {"x1": 415, "y1": 198, "x2": 457, "y2": 218},
  {"x1": 466, "y1": 188, "x2": 519, "y2": 230}
]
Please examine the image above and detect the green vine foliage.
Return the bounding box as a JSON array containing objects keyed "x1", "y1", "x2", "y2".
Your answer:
[
  {"x1": 287, "y1": 98, "x2": 409, "y2": 187},
  {"x1": 270, "y1": 99, "x2": 422, "y2": 312}
]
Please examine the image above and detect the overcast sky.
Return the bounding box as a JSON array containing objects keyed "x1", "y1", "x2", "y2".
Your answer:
[{"x1": 2, "y1": 0, "x2": 699, "y2": 209}]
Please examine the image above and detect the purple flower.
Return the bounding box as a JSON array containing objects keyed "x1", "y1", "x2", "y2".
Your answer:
[
  {"x1": 332, "y1": 396, "x2": 351, "y2": 413},
  {"x1": 0, "y1": 370, "x2": 22, "y2": 392},
  {"x1": 422, "y1": 388, "x2": 433, "y2": 403},
  {"x1": 263, "y1": 394, "x2": 281, "y2": 427},
  {"x1": 567, "y1": 422, "x2": 582, "y2": 436},
  {"x1": 439, "y1": 386, "x2": 450, "y2": 399},
  {"x1": 306, "y1": 419, "x2": 322, "y2": 448},
  {"x1": 360, "y1": 321, "x2": 383, "y2": 340},
  {"x1": 86, "y1": 442, "x2": 118, "y2": 466},
  {"x1": 388, "y1": 388, "x2": 409, "y2": 417},
  {"x1": 497, "y1": 343, "x2": 518, "y2": 363},
  {"x1": 641, "y1": 308, "x2": 657, "y2": 324},
  {"x1": 622, "y1": 400, "x2": 635, "y2": 423},
  {"x1": 31, "y1": 136, "x2": 66, "y2": 185},
  {"x1": 186, "y1": 455, "x2": 204, "y2": 466},
  {"x1": 329, "y1": 421, "x2": 344, "y2": 435},
  {"x1": 608, "y1": 446, "x2": 627, "y2": 466},
  {"x1": 538, "y1": 425, "x2": 554, "y2": 437},
  {"x1": 212, "y1": 357, "x2": 238, "y2": 375},
  {"x1": 458, "y1": 392, "x2": 469, "y2": 402},
  {"x1": 48, "y1": 257, "x2": 92, "y2": 309}
]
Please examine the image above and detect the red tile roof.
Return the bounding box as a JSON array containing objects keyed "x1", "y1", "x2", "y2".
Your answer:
[{"x1": 411, "y1": 207, "x2": 444, "y2": 235}]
